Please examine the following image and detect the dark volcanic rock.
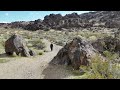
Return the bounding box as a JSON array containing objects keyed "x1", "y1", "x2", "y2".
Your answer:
[
  {"x1": 25, "y1": 19, "x2": 49, "y2": 30},
  {"x1": 63, "y1": 13, "x2": 80, "y2": 19},
  {"x1": 50, "y1": 37, "x2": 96, "y2": 70},
  {"x1": 10, "y1": 21, "x2": 30, "y2": 29},
  {"x1": 1, "y1": 11, "x2": 120, "y2": 30},
  {"x1": 5, "y1": 35, "x2": 35, "y2": 57},
  {"x1": 29, "y1": 49, "x2": 36, "y2": 56},
  {"x1": 43, "y1": 13, "x2": 92, "y2": 30},
  {"x1": 0, "y1": 23, "x2": 10, "y2": 28},
  {"x1": 43, "y1": 14, "x2": 63, "y2": 29},
  {"x1": 50, "y1": 36, "x2": 120, "y2": 70},
  {"x1": 105, "y1": 20, "x2": 120, "y2": 28},
  {"x1": 92, "y1": 36, "x2": 120, "y2": 54}
]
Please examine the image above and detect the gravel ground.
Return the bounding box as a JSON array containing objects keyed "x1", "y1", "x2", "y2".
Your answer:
[{"x1": 0, "y1": 39, "x2": 73, "y2": 79}]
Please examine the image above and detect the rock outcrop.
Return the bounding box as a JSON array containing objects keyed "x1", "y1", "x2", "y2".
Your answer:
[
  {"x1": 25, "y1": 19, "x2": 49, "y2": 30},
  {"x1": 1, "y1": 11, "x2": 120, "y2": 30},
  {"x1": 10, "y1": 21, "x2": 30, "y2": 29},
  {"x1": 43, "y1": 14, "x2": 63, "y2": 29},
  {"x1": 50, "y1": 37, "x2": 97, "y2": 69},
  {"x1": 92, "y1": 36, "x2": 120, "y2": 54},
  {"x1": 50, "y1": 36, "x2": 120, "y2": 70},
  {"x1": 5, "y1": 35, "x2": 35, "y2": 57}
]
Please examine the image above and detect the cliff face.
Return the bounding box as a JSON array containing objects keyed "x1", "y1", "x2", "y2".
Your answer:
[{"x1": 1, "y1": 11, "x2": 120, "y2": 30}]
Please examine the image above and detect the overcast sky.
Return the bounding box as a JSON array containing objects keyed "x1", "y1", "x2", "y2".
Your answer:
[{"x1": 0, "y1": 11, "x2": 91, "y2": 23}]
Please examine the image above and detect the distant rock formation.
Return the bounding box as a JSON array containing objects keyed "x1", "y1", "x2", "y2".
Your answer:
[
  {"x1": 25, "y1": 19, "x2": 46, "y2": 30},
  {"x1": 5, "y1": 35, "x2": 36, "y2": 57},
  {"x1": 43, "y1": 13, "x2": 92, "y2": 29},
  {"x1": 1, "y1": 11, "x2": 120, "y2": 30},
  {"x1": 10, "y1": 21, "x2": 30, "y2": 29}
]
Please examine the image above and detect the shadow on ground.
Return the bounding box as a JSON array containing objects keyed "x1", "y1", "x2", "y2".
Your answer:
[
  {"x1": 0, "y1": 53, "x2": 17, "y2": 58},
  {"x1": 0, "y1": 53, "x2": 8, "y2": 58},
  {"x1": 42, "y1": 63, "x2": 72, "y2": 79},
  {"x1": 0, "y1": 53, "x2": 11, "y2": 63}
]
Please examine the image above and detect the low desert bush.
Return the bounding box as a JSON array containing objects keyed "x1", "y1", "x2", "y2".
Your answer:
[
  {"x1": 38, "y1": 52, "x2": 43, "y2": 55},
  {"x1": 86, "y1": 54, "x2": 119, "y2": 79},
  {"x1": 29, "y1": 39, "x2": 46, "y2": 50},
  {"x1": 74, "y1": 54, "x2": 120, "y2": 79},
  {"x1": 0, "y1": 59, "x2": 10, "y2": 63}
]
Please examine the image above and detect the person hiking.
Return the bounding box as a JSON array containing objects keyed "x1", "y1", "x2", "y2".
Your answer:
[{"x1": 50, "y1": 43, "x2": 53, "y2": 51}]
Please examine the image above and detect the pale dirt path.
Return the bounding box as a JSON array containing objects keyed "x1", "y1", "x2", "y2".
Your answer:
[{"x1": 0, "y1": 39, "x2": 73, "y2": 79}]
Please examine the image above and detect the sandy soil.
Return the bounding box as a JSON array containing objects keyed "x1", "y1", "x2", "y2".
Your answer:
[{"x1": 0, "y1": 39, "x2": 73, "y2": 79}]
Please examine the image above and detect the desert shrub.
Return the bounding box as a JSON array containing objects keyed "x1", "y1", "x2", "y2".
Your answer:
[
  {"x1": 74, "y1": 54, "x2": 120, "y2": 79},
  {"x1": 4, "y1": 34, "x2": 11, "y2": 40},
  {"x1": 27, "y1": 43, "x2": 33, "y2": 47},
  {"x1": 77, "y1": 31, "x2": 109, "y2": 39},
  {"x1": 39, "y1": 52, "x2": 43, "y2": 55},
  {"x1": 88, "y1": 36, "x2": 97, "y2": 41},
  {"x1": 103, "y1": 50, "x2": 112, "y2": 58},
  {"x1": 86, "y1": 54, "x2": 114, "y2": 79},
  {"x1": 0, "y1": 40, "x2": 5, "y2": 48},
  {"x1": 43, "y1": 49, "x2": 49, "y2": 52},
  {"x1": 103, "y1": 50, "x2": 119, "y2": 61},
  {"x1": 88, "y1": 54, "x2": 120, "y2": 79},
  {"x1": 22, "y1": 32, "x2": 33, "y2": 39},
  {"x1": 55, "y1": 40, "x2": 65, "y2": 46},
  {"x1": 26, "y1": 35, "x2": 32, "y2": 39},
  {"x1": 77, "y1": 35, "x2": 85, "y2": 39},
  {"x1": 0, "y1": 59, "x2": 10, "y2": 63},
  {"x1": 72, "y1": 70, "x2": 84, "y2": 76},
  {"x1": 29, "y1": 39, "x2": 46, "y2": 50},
  {"x1": 35, "y1": 42, "x2": 46, "y2": 50},
  {"x1": 44, "y1": 28, "x2": 50, "y2": 31}
]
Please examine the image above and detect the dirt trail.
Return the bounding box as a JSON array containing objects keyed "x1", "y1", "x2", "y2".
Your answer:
[{"x1": 0, "y1": 39, "x2": 73, "y2": 79}]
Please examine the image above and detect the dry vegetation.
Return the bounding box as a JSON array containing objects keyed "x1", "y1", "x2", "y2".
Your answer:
[
  {"x1": 0, "y1": 28, "x2": 46, "y2": 56},
  {"x1": 71, "y1": 54, "x2": 120, "y2": 79},
  {"x1": 0, "y1": 27, "x2": 120, "y2": 79},
  {"x1": 35, "y1": 28, "x2": 114, "y2": 46}
]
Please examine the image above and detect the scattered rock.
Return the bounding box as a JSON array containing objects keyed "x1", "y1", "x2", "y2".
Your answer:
[{"x1": 29, "y1": 49, "x2": 36, "y2": 56}]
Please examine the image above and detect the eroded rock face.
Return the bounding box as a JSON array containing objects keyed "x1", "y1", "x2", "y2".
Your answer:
[
  {"x1": 50, "y1": 38, "x2": 96, "y2": 69},
  {"x1": 25, "y1": 19, "x2": 49, "y2": 30},
  {"x1": 43, "y1": 14, "x2": 63, "y2": 29},
  {"x1": 5, "y1": 35, "x2": 35, "y2": 57},
  {"x1": 92, "y1": 36, "x2": 120, "y2": 54},
  {"x1": 105, "y1": 20, "x2": 120, "y2": 28},
  {"x1": 43, "y1": 13, "x2": 92, "y2": 29},
  {"x1": 10, "y1": 21, "x2": 30, "y2": 29}
]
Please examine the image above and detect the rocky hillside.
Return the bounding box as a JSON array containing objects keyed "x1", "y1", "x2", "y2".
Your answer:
[{"x1": 1, "y1": 11, "x2": 120, "y2": 30}]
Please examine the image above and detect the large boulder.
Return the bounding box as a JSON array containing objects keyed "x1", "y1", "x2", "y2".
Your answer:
[
  {"x1": 5, "y1": 34, "x2": 35, "y2": 57},
  {"x1": 50, "y1": 37, "x2": 97, "y2": 70}
]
